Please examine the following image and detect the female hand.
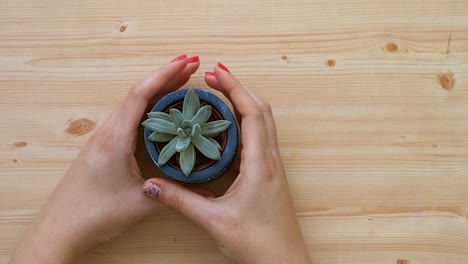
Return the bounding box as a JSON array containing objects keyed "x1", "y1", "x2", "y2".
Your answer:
[
  {"x1": 11, "y1": 55, "x2": 201, "y2": 263},
  {"x1": 142, "y1": 63, "x2": 311, "y2": 264}
]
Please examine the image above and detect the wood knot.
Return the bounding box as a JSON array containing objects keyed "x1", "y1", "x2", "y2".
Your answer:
[
  {"x1": 327, "y1": 59, "x2": 336, "y2": 67},
  {"x1": 386, "y1": 42, "x2": 398, "y2": 52},
  {"x1": 397, "y1": 260, "x2": 410, "y2": 264},
  {"x1": 119, "y1": 25, "x2": 127, "y2": 32},
  {"x1": 65, "y1": 118, "x2": 96, "y2": 136},
  {"x1": 438, "y1": 72, "x2": 454, "y2": 90},
  {"x1": 13, "y1": 142, "x2": 27, "y2": 148},
  {"x1": 281, "y1": 55, "x2": 288, "y2": 61},
  {"x1": 13, "y1": 159, "x2": 18, "y2": 163}
]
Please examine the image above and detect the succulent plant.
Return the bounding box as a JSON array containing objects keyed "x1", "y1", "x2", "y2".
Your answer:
[{"x1": 142, "y1": 88, "x2": 231, "y2": 177}]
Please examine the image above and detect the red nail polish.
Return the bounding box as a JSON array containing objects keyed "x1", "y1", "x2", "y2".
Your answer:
[
  {"x1": 217, "y1": 62, "x2": 230, "y2": 73},
  {"x1": 172, "y1": 54, "x2": 187, "y2": 62},
  {"x1": 205, "y1": 71, "x2": 215, "y2": 76},
  {"x1": 187, "y1": 56, "x2": 199, "y2": 63}
]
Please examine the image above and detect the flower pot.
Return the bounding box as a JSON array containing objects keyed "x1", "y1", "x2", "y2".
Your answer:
[{"x1": 143, "y1": 88, "x2": 238, "y2": 184}]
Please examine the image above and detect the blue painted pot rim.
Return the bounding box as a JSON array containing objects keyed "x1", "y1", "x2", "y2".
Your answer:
[{"x1": 144, "y1": 88, "x2": 238, "y2": 184}]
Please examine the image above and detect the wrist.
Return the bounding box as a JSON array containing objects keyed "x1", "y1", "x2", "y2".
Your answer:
[
  {"x1": 12, "y1": 231, "x2": 76, "y2": 264},
  {"x1": 11, "y1": 219, "x2": 82, "y2": 264},
  {"x1": 243, "y1": 244, "x2": 310, "y2": 264},
  {"x1": 240, "y1": 228, "x2": 310, "y2": 264}
]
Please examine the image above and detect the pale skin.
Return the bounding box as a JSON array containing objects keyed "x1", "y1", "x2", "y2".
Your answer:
[{"x1": 11, "y1": 55, "x2": 311, "y2": 264}]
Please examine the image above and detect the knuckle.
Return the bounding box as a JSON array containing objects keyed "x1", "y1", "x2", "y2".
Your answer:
[
  {"x1": 260, "y1": 155, "x2": 277, "y2": 176},
  {"x1": 263, "y1": 165, "x2": 275, "y2": 178},
  {"x1": 258, "y1": 100, "x2": 272, "y2": 113},
  {"x1": 168, "y1": 193, "x2": 184, "y2": 211},
  {"x1": 270, "y1": 151, "x2": 281, "y2": 163},
  {"x1": 92, "y1": 128, "x2": 115, "y2": 154},
  {"x1": 154, "y1": 67, "x2": 172, "y2": 85},
  {"x1": 130, "y1": 83, "x2": 141, "y2": 95},
  {"x1": 250, "y1": 105, "x2": 264, "y2": 117}
]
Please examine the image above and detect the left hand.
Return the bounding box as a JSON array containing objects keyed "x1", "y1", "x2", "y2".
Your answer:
[{"x1": 11, "y1": 55, "x2": 200, "y2": 264}]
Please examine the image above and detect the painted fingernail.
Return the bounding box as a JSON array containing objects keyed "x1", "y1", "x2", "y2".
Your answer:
[
  {"x1": 217, "y1": 62, "x2": 230, "y2": 73},
  {"x1": 187, "y1": 56, "x2": 199, "y2": 63},
  {"x1": 143, "y1": 182, "x2": 161, "y2": 199},
  {"x1": 205, "y1": 71, "x2": 215, "y2": 76},
  {"x1": 172, "y1": 54, "x2": 187, "y2": 62}
]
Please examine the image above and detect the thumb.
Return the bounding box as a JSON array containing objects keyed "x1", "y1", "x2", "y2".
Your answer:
[{"x1": 142, "y1": 178, "x2": 217, "y2": 228}]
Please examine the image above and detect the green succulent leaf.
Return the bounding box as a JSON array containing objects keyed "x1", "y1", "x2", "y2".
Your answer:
[
  {"x1": 207, "y1": 137, "x2": 222, "y2": 151},
  {"x1": 169, "y1": 109, "x2": 184, "y2": 127},
  {"x1": 177, "y1": 127, "x2": 187, "y2": 138},
  {"x1": 157, "y1": 136, "x2": 180, "y2": 166},
  {"x1": 180, "y1": 144, "x2": 195, "y2": 177},
  {"x1": 147, "y1": 112, "x2": 171, "y2": 121},
  {"x1": 192, "y1": 134, "x2": 221, "y2": 160},
  {"x1": 145, "y1": 88, "x2": 233, "y2": 177},
  {"x1": 183, "y1": 88, "x2": 200, "y2": 119},
  {"x1": 191, "y1": 124, "x2": 201, "y2": 137},
  {"x1": 142, "y1": 118, "x2": 177, "y2": 135},
  {"x1": 191, "y1": 105, "x2": 212, "y2": 126},
  {"x1": 201, "y1": 120, "x2": 231, "y2": 137},
  {"x1": 175, "y1": 136, "x2": 191, "y2": 152},
  {"x1": 148, "y1": 131, "x2": 174, "y2": 142},
  {"x1": 181, "y1": 120, "x2": 193, "y2": 129}
]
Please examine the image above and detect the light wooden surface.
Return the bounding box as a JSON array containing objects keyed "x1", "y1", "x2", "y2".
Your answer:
[{"x1": 1, "y1": 0, "x2": 468, "y2": 263}]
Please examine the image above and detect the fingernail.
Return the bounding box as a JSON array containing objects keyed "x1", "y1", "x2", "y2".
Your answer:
[
  {"x1": 171, "y1": 54, "x2": 187, "y2": 62},
  {"x1": 187, "y1": 56, "x2": 199, "y2": 63},
  {"x1": 217, "y1": 62, "x2": 230, "y2": 73},
  {"x1": 143, "y1": 182, "x2": 161, "y2": 199},
  {"x1": 205, "y1": 71, "x2": 215, "y2": 76}
]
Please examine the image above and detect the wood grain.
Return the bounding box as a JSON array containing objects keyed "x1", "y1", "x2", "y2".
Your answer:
[{"x1": 1, "y1": 0, "x2": 468, "y2": 263}]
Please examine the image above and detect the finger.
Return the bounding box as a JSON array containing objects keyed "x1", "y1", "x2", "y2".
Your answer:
[
  {"x1": 187, "y1": 185, "x2": 219, "y2": 197},
  {"x1": 117, "y1": 56, "x2": 200, "y2": 139},
  {"x1": 205, "y1": 72, "x2": 242, "y2": 123},
  {"x1": 165, "y1": 56, "x2": 200, "y2": 90},
  {"x1": 210, "y1": 63, "x2": 268, "y2": 159},
  {"x1": 132, "y1": 55, "x2": 190, "y2": 100},
  {"x1": 213, "y1": 63, "x2": 261, "y2": 118},
  {"x1": 204, "y1": 72, "x2": 222, "y2": 90},
  {"x1": 147, "y1": 77, "x2": 189, "y2": 108},
  {"x1": 246, "y1": 91, "x2": 280, "y2": 151},
  {"x1": 142, "y1": 178, "x2": 217, "y2": 229},
  {"x1": 147, "y1": 60, "x2": 200, "y2": 108}
]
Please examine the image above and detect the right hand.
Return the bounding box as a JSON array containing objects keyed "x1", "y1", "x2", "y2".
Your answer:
[{"x1": 142, "y1": 63, "x2": 311, "y2": 264}]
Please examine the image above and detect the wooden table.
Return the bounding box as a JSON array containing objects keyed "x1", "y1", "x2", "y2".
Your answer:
[{"x1": 1, "y1": 0, "x2": 467, "y2": 263}]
